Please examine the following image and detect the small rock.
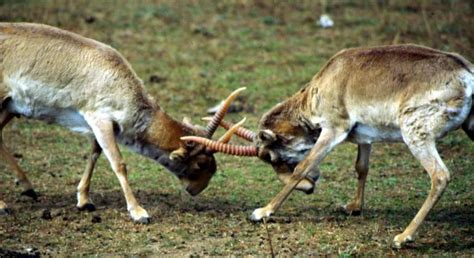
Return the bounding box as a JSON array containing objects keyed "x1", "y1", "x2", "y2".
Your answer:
[
  {"x1": 41, "y1": 209, "x2": 52, "y2": 220},
  {"x1": 91, "y1": 215, "x2": 102, "y2": 223},
  {"x1": 149, "y1": 75, "x2": 167, "y2": 84},
  {"x1": 194, "y1": 205, "x2": 205, "y2": 212},
  {"x1": 84, "y1": 16, "x2": 96, "y2": 24},
  {"x1": 13, "y1": 153, "x2": 23, "y2": 159},
  {"x1": 191, "y1": 25, "x2": 214, "y2": 37}
]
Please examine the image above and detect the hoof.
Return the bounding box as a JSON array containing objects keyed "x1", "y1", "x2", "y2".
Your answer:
[
  {"x1": 77, "y1": 203, "x2": 96, "y2": 212},
  {"x1": 392, "y1": 234, "x2": 414, "y2": 249},
  {"x1": 134, "y1": 216, "x2": 151, "y2": 224},
  {"x1": 130, "y1": 207, "x2": 150, "y2": 224},
  {"x1": 303, "y1": 187, "x2": 314, "y2": 195},
  {"x1": 248, "y1": 207, "x2": 272, "y2": 222},
  {"x1": 340, "y1": 204, "x2": 362, "y2": 216},
  {"x1": 392, "y1": 241, "x2": 402, "y2": 249},
  {"x1": 294, "y1": 179, "x2": 315, "y2": 194},
  {"x1": 21, "y1": 189, "x2": 38, "y2": 201},
  {"x1": 0, "y1": 207, "x2": 11, "y2": 215},
  {"x1": 247, "y1": 215, "x2": 262, "y2": 224}
]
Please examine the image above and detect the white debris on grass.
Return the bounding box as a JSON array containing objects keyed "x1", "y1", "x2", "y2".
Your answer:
[{"x1": 318, "y1": 14, "x2": 334, "y2": 28}]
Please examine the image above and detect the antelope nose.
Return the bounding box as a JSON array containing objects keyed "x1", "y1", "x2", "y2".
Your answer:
[{"x1": 186, "y1": 185, "x2": 201, "y2": 196}]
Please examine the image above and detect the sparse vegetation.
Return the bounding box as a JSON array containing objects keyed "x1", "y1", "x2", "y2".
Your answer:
[{"x1": 0, "y1": 0, "x2": 473, "y2": 256}]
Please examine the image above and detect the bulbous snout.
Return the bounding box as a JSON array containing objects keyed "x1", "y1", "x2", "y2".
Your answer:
[
  {"x1": 181, "y1": 178, "x2": 210, "y2": 196},
  {"x1": 272, "y1": 163, "x2": 318, "y2": 194},
  {"x1": 179, "y1": 154, "x2": 217, "y2": 196}
]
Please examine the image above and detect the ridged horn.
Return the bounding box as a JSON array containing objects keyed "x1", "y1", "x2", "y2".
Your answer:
[
  {"x1": 203, "y1": 117, "x2": 256, "y2": 142},
  {"x1": 205, "y1": 87, "x2": 246, "y2": 139},
  {"x1": 181, "y1": 136, "x2": 258, "y2": 156},
  {"x1": 218, "y1": 117, "x2": 247, "y2": 143}
]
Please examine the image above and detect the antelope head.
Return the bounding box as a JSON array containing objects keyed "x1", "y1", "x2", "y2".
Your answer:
[
  {"x1": 181, "y1": 93, "x2": 320, "y2": 194},
  {"x1": 167, "y1": 87, "x2": 247, "y2": 195},
  {"x1": 255, "y1": 100, "x2": 320, "y2": 194}
]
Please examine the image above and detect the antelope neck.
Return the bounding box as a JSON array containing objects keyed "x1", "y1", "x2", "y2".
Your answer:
[{"x1": 119, "y1": 109, "x2": 189, "y2": 176}]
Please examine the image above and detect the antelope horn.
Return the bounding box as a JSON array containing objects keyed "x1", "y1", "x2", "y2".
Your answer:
[
  {"x1": 218, "y1": 117, "x2": 247, "y2": 143},
  {"x1": 181, "y1": 136, "x2": 258, "y2": 156},
  {"x1": 203, "y1": 117, "x2": 256, "y2": 142},
  {"x1": 205, "y1": 87, "x2": 246, "y2": 139}
]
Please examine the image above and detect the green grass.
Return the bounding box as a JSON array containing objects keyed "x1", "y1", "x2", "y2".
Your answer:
[{"x1": 0, "y1": 0, "x2": 473, "y2": 256}]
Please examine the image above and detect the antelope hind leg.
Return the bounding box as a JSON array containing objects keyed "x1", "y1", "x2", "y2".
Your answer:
[
  {"x1": 0, "y1": 111, "x2": 37, "y2": 200},
  {"x1": 342, "y1": 144, "x2": 371, "y2": 216},
  {"x1": 76, "y1": 138, "x2": 102, "y2": 212},
  {"x1": 392, "y1": 140, "x2": 450, "y2": 248},
  {"x1": 392, "y1": 100, "x2": 460, "y2": 248}
]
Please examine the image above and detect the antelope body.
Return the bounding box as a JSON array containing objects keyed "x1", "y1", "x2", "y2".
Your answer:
[
  {"x1": 186, "y1": 44, "x2": 474, "y2": 248},
  {"x1": 254, "y1": 44, "x2": 474, "y2": 248},
  {"x1": 0, "y1": 23, "x2": 223, "y2": 223}
]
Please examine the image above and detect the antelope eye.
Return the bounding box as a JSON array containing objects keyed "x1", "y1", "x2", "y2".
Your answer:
[
  {"x1": 197, "y1": 161, "x2": 208, "y2": 170},
  {"x1": 187, "y1": 172, "x2": 200, "y2": 181},
  {"x1": 184, "y1": 140, "x2": 196, "y2": 148},
  {"x1": 259, "y1": 150, "x2": 272, "y2": 163}
]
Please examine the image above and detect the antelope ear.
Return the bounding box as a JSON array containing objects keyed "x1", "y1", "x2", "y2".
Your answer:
[
  {"x1": 170, "y1": 147, "x2": 188, "y2": 161},
  {"x1": 182, "y1": 117, "x2": 207, "y2": 136},
  {"x1": 258, "y1": 129, "x2": 277, "y2": 144}
]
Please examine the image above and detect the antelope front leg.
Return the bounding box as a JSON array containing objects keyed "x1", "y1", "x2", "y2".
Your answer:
[
  {"x1": 85, "y1": 115, "x2": 150, "y2": 224},
  {"x1": 0, "y1": 111, "x2": 37, "y2": 200},
  {"x1": 342, "y1": 144, "x2": 371, "y2": 216},
  {"x1": 249, "y1": 128, "x2": 349, "y2": 221},
  {"x1": 76, "y1": 138, "x2": 102, "y2": 212},
  {"x1": 392, "y1": 141, "x2": 450, "y2": 248}
]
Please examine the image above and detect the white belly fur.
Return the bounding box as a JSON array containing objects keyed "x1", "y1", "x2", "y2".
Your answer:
[
  {"x1": 349, "y1": 124, "x2": 402, "y2": 144},
  {"x1": 4, "y1": 74, "x2": 94, "y2": 134},
  {"x1": 7, "y1": 98, "x2": 92, "y2": 134}
]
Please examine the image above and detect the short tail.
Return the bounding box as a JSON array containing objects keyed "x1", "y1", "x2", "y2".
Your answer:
[
  {"x1": 462, "y1": 111, "x2": 474, "y2": 140},
  {"x1": 459, "y1": 64, "x2": 474, "y2": 140},
  {"x1": 447, "y1": 52, "x2": 474, "y2": 74},
  {"x1": 0, "y1": 87, "x2": 9, "y2": 110}
]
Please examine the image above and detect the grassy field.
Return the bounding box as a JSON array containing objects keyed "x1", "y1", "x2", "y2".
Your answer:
[{"x1": 0, "y1": 0, "x2": 473, "y2": 256}]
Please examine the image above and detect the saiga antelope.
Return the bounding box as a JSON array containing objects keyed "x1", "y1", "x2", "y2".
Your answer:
[
  {"x1": 184, "y1": 44, "x2": 474, "y2": 248},
  {"x1": 0, "y1": 23, "x2": 242, "y2": 223}
]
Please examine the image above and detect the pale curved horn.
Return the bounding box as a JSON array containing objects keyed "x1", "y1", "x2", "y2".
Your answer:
[
  {"x1": 181, "y1": 136, "x2": 257, "y2": 156},
  {"x1": 203, "y1": 117, "x2": 256, "y2": 142},
  {"x1": 218, "y1": 117, "x2": 246, "y2": 143},
  {"x1": 205, "y1": 87, "x2": 246, "y2": 138}
]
